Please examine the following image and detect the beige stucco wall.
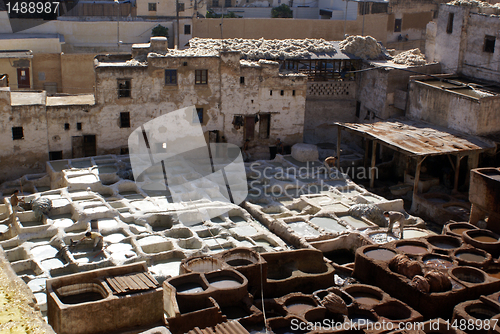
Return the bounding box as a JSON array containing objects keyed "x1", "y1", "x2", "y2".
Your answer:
[
  {"x1": 32, "y1": 54, "x2": 62, "y2": 91},
  {"x1": 136, "y1": 0, "x2": 206, "y2": 17},
  {"x1": 0, "y1": 38, "x2": 62, "y2": 54},
  {"x1": 61, "y1": 54, "x2": 96, "y2": 94},
  {"x1": 193, "y1": 15, "x2": 389, "y2": 44}
]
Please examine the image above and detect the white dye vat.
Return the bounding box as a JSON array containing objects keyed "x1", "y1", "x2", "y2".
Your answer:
[
  {"x1": 253, "y1": 239, "x2": 275, "y2": 249},
  {"x1": 68, "y1": 174, "x2": 99, "y2": 184},
  {"x1": 128, "y1": 224, "x2": 148, "y2": 234},
  {"x1": 28, "y1": 277, "x2": 47, "y2": 292},
  {"x1": 361, "y1": 194, "x2": 384, "y2": 204},
  {"x1": 238, "y1": 240, "x2": 254, "y2": 248},
  {"x1": 230, "y1": 225, "x2": 258, "y2": 237},
  {"x1": 322, "y1": 203, "x2": 350, "y2": 212},
  {"x1": 31, "y1": 245, "x2": 58, "y2": 260},
  {"x1": 149, "y1": 259, "x2": 182, "y2": 277},
  {"x1": 103, "y1": 233, "x2": 127, "y2": 243},
  {"x1": 0, "y1": 225, "x2": 8, "y2": 233},
  {"x1": 309, "y1": 217, "x2": 347, "y2": 233},
  {"x1": 98, "y1": 219, "x2": 119, "y2": 229},
  {"x1": 369, "y1": 233, "x2": 399, "y2": 244},
  {"x1": 52, "y1": 218, "x2": 74, "y2": 228},
  {"x1": 40, "y1": 258, "x2": 65, "y2": 271},
  {"x1": 403, "y1": 229, "x2": 431, "y2": 239},
  {"x1": 131, "y1": 200, "x2": 158, "y2": 211},
  {"x1": 339, "y1": 215, "x2": 371, "y2": 229},
  {"x1": 205, "y1": 237, "x2": 228, "y2": 248},
  {"x1": 137, "y1": 235, "x2": 167, "y2": 246},
  {"x1": 34, "y1": 292, "x2": 47, "y2": 305},
  {"x1": 84, "y1": 206, "x2": 109, "y2": 214},
  {"x1": 287, "y1": 221, "x2": 321, "y2": 238},
  {"x1": 51, "y1": 198, "x2": 70, "y2": 208},
  {"x1": 75, "y1": 253, "x2": 106, "y2": 264},
  {"x1": 307, "y1": 196, "x2": 334, "y2": 207},
  {"x1": 107, "y1": 243, "x2": 136, "y2": 262}
]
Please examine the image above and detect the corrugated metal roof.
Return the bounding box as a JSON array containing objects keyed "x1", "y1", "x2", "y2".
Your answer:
[
  {"x1": 187, "y1": 321, "x2": 250, "y2": 334},
  {"x1": 336, "y1": 118, "x2": 496, "y2": 157}
]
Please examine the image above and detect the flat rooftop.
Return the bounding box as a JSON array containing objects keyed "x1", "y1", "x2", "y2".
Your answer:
[
  {"x1": 10, "y1": 92, "x2": 95, "y2": 106},
  {"x1": 414, "y1": 77, "x2": 500, "y2": 99}
]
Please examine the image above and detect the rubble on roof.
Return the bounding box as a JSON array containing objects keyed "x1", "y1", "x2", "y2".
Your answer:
[
  {"x1": 391, "y1": 48, "x2": 427, "y2": 66},
  {"x1": 447, "y1": 0, "x2": 500, "y2": 9},
  {"x1": 339, "y1": 35, "x2": 382, "y2": 60}
]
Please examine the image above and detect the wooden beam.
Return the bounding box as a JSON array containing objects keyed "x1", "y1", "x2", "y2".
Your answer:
[
  {"x1": 370, "y1": 140, "x2": 377, "y2": 188},
  {"x1": 337, "y1": 127, "x2": 341, "y2": 169},
  {"x1": 465, "y1": 152, "x2": 480, "y2": 188},
  {"x1": 447, "y1": 154, "x2": 456, "y2": 172}
]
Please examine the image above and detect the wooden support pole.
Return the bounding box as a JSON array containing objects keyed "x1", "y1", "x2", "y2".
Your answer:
[
  {"x1": 465, "y1": 152, "x2": 479, "y2": 188},
  {"x1": 370, "y1": 141, "x2": 377, "y2": 188},
  {"x1": 364, "y1": 139, "x2": 369, "y2": 169},
  {"x1": 454, "y1": 154, "x2": 462, "y2": 193},
  {"x1": 337, "y1": 127, "x2": 341, "y2": 169},
  {"x1": 413, "y1": 156, "x2": 424, "y2": 197}
]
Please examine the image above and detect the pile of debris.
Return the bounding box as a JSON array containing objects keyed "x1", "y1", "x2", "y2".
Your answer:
[
  {"x1": 391, "y1": 48, "x2": 427, "y2": 66},
  {"x1": 339, "y1": 35, "x2": 382, "y2": 60},
  {"x1": 163, "y1": 38, "x2": 338, "y2": 60}
]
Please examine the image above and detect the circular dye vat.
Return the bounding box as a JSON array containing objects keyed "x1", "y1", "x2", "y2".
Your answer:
[
  {"x1": 349, "y1": 292, "x2": 381, "y2": 306},
  {"x1": 427, "y1": 236, "x2": 461, "y2": 250},
  {"x1": 424, "y1": 257, "x2": 454, "y2": 270},
  {"x1": 364, "y1": 248, "x2": 396, "y2": 261},
  {"x1": 226, "y1": 259, "x2": 253, "y2": 267},
  {"x1": 486, "y1": 270, "x2": 500, "y2": 280},
  {"x1": 456, "y1": 252, "x2": 486, "y2": 263},
  {"x1": 452, "y1": 267, "x2": 485, "y2": 284},
  {"x1": 176, "y1": 282, "x2": 205, "y2": 294},
  {"x1": 396, "y1": 244, "x2": 428, "y2": 255},
  {"x1": 286, "y1": 303, "x2": 315, "y2": 314},
  {"x1": 466, "y1": 305, "x2": 498, "y2": 320},
  {"x1": 208, "y1": 276, "x2": 242, "y2": 289},
  {"x1": 451, "y1": 227, "x2": 471, "y2": 235},
  {"x1": 473, "y1": 235, "x2": 499, "y2": 243}
]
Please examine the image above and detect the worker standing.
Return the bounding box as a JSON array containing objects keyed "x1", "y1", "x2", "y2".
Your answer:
[
  {"x1": 276, "y1": 138, "x2": 284, "y2": 155},
  {"x1": 384, "y1": 211, "x2": 406, "y2": 239},
  {"x1": 10, "y1": 190, "x2": 24, "y2": 212}
]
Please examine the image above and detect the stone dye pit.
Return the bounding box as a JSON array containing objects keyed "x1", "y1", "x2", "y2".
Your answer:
[{"x1": 1, "y1": 154, "x2": 494, "y2": 334}]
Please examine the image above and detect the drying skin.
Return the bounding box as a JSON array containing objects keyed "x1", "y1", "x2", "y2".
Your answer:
[
  {"x1": 348, "y1": 204, "x2": 386, "y2": 227},
  {"x1": 389, "y1": 254, "x2": 423, "y2": 279},
  {"x1": 321, "y1": 292, "x2": 348, "y2": 315},
  {"x1": 156, "y1": 38, "x2": 338, "y2": 59},
  {"x1": 411, "y1": 275, "x2": 430, "y2": 293},
  {"x1": 339, "y1": 35, "x2": 382, "y2": 60},
  {"x1": 424, "y1": 270, "x2": 452, "y2": 292},
  {"x1": 392, "y1": 49, "x2": 427, "y2": 66}
]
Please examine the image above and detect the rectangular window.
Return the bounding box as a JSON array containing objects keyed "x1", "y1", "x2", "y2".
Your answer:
[
  {"x1": 258, "y1": 114, "x2": 271, "y2": 139},
  {"x1": 371, "y1": 2, "x2": 387, "y2": 14},
  {"x1": 394, "y1": 18, "x2": 402, "y2": 32},
  {"x1": 148, "y1": 2, "x2": 156, "y2": 11},
  {"x1": 280, "y1": 90, "x2": 284, "y2": 96},
  {"x1": 120, "y1": 112, "x2": 131, "y2": 128},
  {"x1": 484, "y1": 35, "x2": 496, "y2": 53},
  {"x1": 177, "y1": 2, "x2": 184, "y2": 11},
  {"x1": 12, "y1": 127, "x2": 24, "y2": 140},
  {"x1": 225, "y1": 0, "x2": 231, "y2": 7},
  {"x1": 64, "y1": 123, "x2": 70, "y2": 130},
  {"x1": 358, "y1": 2, "x2": 369, "y2": 15},
  {"x1": 165, "y1": 69, "x2": 177, "y2": 85},
  {"x1": 184, "y1": 24, "x2": 191, "y2": 35},
  {"x1": 120, "y1": 147, "x2": 129, "y2": 155},
  {"x1": 49, "y1": 151, "x2": 63, "y2": 160},
  {"x1": 446, "y1": 13, "x2": 454, "y2": 34},
  {"x1": 77, "y1": 122, "x2": 82, "y2": 131},
  {"x1": 270, "y1": 90, "x2": 272, "y2": 96},
  {"x1": 292, "y1": 90, "x2": 295, "y2": 96},
  {"x1": 213, "y1": 0, "x2": 219, "y2": 6},
  {"x1": 195, "y1": 70, "x2": 208, "y2": 84},
  {"x1": 118, "y1": 79, "x2": 131, "y2": 98},
  {"x1": 240, "y1": 76, "x2": 245, "y2": 84},
  {"x1": 196, "y1": 108, "x2": 204, "y2": 123}
]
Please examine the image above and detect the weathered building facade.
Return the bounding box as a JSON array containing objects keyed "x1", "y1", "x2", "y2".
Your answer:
[{"x1": 0, "y1": 37, "x2": 308, "y2": 181}]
